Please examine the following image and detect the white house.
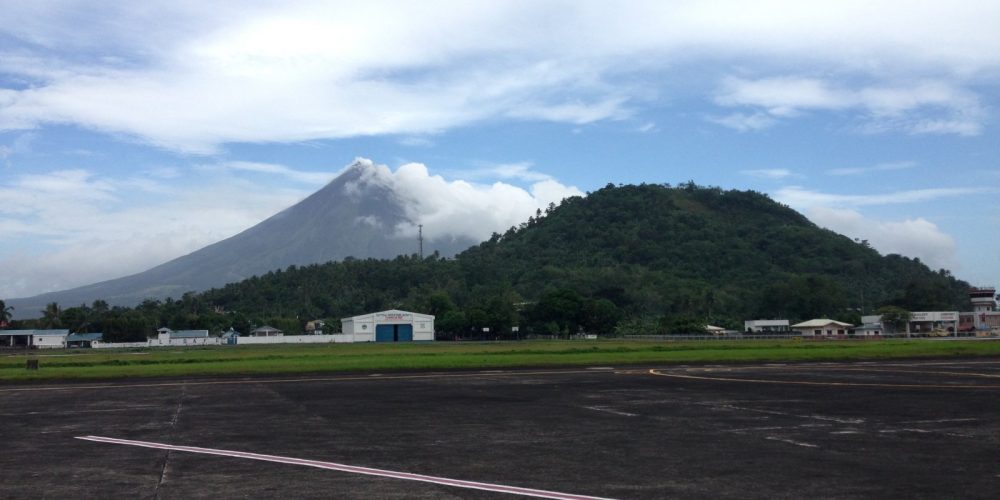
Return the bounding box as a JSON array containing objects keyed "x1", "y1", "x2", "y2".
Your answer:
[
  {"x1": 744, "y1": 319, "x2": 790, "y2": 334},
  {"x1": 791, "y1": 319, "x2": 853, "y2": 337},
  {"x1": 341, "y1": 309, "x2": 435, "y2": 342},
  {"x1": 152, "y1": 328, "x2": 212, "y2": 346},
  {"x1": 0, "y1": 330, "x2": 69, "y2": 349}
]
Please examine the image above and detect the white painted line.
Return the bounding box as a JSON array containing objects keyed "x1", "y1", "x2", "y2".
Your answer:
[
  {"x1": 582, "y1": 406, "x2": 638, "y2": 417},
  {"x1": 899, "y1": 418, "x2": 978, "y2": 424},
  {"x1": 764, "y1": 436, "x2": 819, "y2": 448},
  {"x1": 0, "y1": 368, "x2": 607, "y2": 394},
  {"x1": 77, "y1": 435, "x2": 615, "y2": 500}
]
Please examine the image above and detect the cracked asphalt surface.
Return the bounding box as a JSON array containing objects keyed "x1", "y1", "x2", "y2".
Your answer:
[{"x1": 2, "y1": 358, "x2": 1000, "y2": 499}]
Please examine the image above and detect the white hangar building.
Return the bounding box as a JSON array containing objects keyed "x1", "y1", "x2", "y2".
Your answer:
[{"x1": 340, "y1": 309, "x2": 435, "y2": 342}]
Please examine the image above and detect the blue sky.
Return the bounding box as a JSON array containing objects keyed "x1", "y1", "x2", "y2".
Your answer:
[{"x1": 1, "y1": 1, "x2": 998, "y2": 300}]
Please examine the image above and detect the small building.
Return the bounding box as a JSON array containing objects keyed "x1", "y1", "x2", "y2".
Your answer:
[
  {"x1": 66, "y1": 332, "x2": 103, "y2": 348},
  {"x1": 906, "y1": 311, "x2": 959, "y2": 337},
  {"x1": 744, "y1": 319, "x2": 790, "y2": 334},
  {"x1": 251, "y1": 326, "x2": 283, "y2": 337},
  {"x1": 305, "y1": 320, "x2": 326, "y2": 334},
  {"x1": 153, "y1": 328, "x2": 211, "y2": 346},
  {"x1": 341, "y1": 309, "x2": 435, "y2": 342},
  {"x1": 791, "y1": 319, "x2": 853, "y2": 337},
  {"x1": 0, "y1": 329, "x2": 70, "y2": 349},
  {"x1": 220, "y1": 327, "x2": 241, "y2": 345},
  {"x1": 705, "y1": 325, "x2": 726, "y2": 335}
]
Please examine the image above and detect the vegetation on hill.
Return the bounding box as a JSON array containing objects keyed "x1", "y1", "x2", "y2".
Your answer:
[{"x1": 6, "y1": 183, "x2": 971, "y2": 340}]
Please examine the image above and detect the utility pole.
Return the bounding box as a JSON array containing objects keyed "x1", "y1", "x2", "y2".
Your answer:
[{"x1": 418, "y1": 224, "x2": 424, "y2": 259}]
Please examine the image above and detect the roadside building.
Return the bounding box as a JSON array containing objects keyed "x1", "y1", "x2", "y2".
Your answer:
[
  {"x1": 250, "y1": 326, "x2": 283, "y2": 337},
  {"x1": 906, "y1": 311, "x2": 959, "y2": 337},
  {"x1": 744, "y1": 319, "x2": 790, "y2": 334},
  {"x1": 856, "y1": 315, "x2": 886, "y2": 336},
  {"x1": 153, "y1": 328, "x2": 211, "y2": 346},
  {"x1": 0, "y1": 329, "x2": 69, "y2": 348},
  {"x1": 66, "y1": 332, "x2": 103, "y2": 348},
  {"x1": 964, "y1": 287, "x2": 999, "y2": 335},
  {"x1": 341, "y1": 309, "x2": 435, "y2": 342},
  {"x1": 791, "y1": 319, "x2": 853, "y2": 337},
  {"x1": 221, "y1": 327, "x2": 241, "y2": 345}
]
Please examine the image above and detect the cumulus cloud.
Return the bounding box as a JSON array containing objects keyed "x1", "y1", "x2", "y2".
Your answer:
[
  {"x1": 808, "y1": 207, "x2": 958, "y2": 272},
  {"x1": 1, "y1": 1, "x2": 999, "y2": 150},
  {"x1": 347, "y1": 159, "x2": 583, "y2": 242}
]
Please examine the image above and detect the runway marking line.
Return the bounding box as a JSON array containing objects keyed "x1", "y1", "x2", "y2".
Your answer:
[
  {"x1": 0, "y1": 369, "x2": 607, "y2": 394},
  {"x1": 76, "y1": 435, "x2": 614, "y2": 500},
  {"x1": 648, "y1": 369, "x2": 1000, "y2": 389}
]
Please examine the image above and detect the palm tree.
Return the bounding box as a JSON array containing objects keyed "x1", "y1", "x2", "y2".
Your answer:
[
  {"x1": 41, "y1": 302, "x2": 62, "y2": 328},
  {"x1": 0, "y1": 300, "x2": 12, "y2": 327}
]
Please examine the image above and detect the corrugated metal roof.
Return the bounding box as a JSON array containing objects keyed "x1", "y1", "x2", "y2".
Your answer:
[
  {"x1": 791, "y1": 319, "x2": 853, "y2": 328},
  {"x1": 0, "y1": 329, "x2": 70, "y2": 336},
  {"x1": 66, "y1": 333, "x2": 103, "y2": 341}
]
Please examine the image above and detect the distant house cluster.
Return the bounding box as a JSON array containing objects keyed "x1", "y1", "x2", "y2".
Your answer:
[{"x1": 740, "y1": 287, "x2": 999, "y2": 338}]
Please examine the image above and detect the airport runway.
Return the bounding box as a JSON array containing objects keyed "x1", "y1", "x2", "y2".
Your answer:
[{"x1": 2, "y1": 358, "x2": 999, "y2": 499}]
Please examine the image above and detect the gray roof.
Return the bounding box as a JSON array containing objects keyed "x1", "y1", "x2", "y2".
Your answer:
[
  {"x1": 0, "y1": 329, "x2": 70, "y2": 336},
  {"x1": 251, "y1": 325, "x2": 282, "y2": 333},
  {"x1": 169, "y1": 330, "x2": 210, "y2": 339},
  {"x1": 66, "y1": 333, "x2": 103, "y2": 342}
]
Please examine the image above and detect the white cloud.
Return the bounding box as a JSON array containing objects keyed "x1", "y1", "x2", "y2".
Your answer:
[
  {"x1": 775, "y1": 186, "x2": 989, "y2": 210},
  {"x1": 707, "y1": 112, "x2": 777, "y2": 132},
  {"x1": 827, "y1": 161, "x2": 916, "y2": 176},
  {"x1": 0, "y1": 168, "x2": 308, "y2": 298},
  {"x1": 808, "y1": 207, "x2": 958, "y2": 272},
  {"x1": 742, "y1": 168, "x2": 796, "y2": 180},
  {"x1": 715, "y1": 77, "x2": 985, "y2": 135},
  {"x1": 345, "y1": 158, "x2": 583, "y2": 242},
  {"x1": 446, "y1": 161, "x2": 554, "y2": 183},
  {"x1": 0, "y1": 1, "x2": 998, "y2": 150},
  {"x1": 217, "y1": 161, "x2": 338, "y2": 185}
]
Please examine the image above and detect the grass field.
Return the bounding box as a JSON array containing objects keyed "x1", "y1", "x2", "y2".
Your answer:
[{"x1": 3, "y1": 338, "x2": 1000, "y2": 382}]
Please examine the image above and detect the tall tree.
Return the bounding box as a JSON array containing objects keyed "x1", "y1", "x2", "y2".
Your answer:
[
  {"x1": 0, "y1": 300, "x2": 12, "y2": 327},
  {"x1": 41, "y1": 302, "x2": 62, "y2": 328}
]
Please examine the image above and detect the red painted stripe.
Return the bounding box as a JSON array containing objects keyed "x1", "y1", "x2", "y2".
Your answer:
[{"x1": 77, "y1": 435, "x2": 613, "y2": 500}]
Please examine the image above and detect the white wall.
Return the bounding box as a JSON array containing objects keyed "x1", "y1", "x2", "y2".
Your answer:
[
  {"x1": 33, "y1": 335, "x2": 66, "y2": 349},
  {"x1": 92, "y1": 341, "x2": 152, "y2": 349},
  {"x1": 237, "y1": 334, "x2": 351, "y2": 345}
]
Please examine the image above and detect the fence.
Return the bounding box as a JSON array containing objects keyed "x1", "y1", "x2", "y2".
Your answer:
[{"x1": 236, "y1": 334, "x2": 349, "y2": 345}]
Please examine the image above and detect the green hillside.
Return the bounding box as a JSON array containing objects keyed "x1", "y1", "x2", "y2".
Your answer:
[{"x1": 12, "y1": 183, "x2": 971, "y2": 339}]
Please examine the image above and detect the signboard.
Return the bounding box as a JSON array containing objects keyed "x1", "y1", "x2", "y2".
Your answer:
[
  {"x1": 909, "y1": 311, "x2": 959, "y2": 322},
  {"x1": 376, "y1": 312, "x2": 412, "y2": 322}
]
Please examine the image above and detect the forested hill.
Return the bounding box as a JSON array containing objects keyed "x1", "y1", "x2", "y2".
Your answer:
[
  {"x1": 14, "y1": 183, "x2": 972, "y2": 339},
  {"x1": 458, "y1": 183, "x2": 970, "y2": 323}
]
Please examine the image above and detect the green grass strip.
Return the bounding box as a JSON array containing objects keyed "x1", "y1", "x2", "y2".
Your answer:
[{"x1": 2, "y1": 338, "x2": 1000, "y2": 382}]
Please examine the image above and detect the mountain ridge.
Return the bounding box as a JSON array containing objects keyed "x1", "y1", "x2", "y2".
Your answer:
[{"x1": 7, "y1": 159, "x2": 475, "y2": 318}]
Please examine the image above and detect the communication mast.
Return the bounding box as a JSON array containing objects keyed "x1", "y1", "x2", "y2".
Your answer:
[{"x1": 418, "y1": 224, "x2": 424, "y2": 259}]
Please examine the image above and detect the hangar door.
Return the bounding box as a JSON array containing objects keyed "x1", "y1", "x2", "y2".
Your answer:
[{"x1": 375, "y1": 324, "x2": 413, "y2": 342}]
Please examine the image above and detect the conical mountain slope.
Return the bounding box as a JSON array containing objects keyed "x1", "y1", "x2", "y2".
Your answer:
[{"x1": 8, "y1": 160, "x2": 474, "y2": 317}]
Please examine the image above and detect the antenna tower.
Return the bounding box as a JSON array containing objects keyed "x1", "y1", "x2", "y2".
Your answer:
[{"x1": 418, "y1": 224, "x2": 424, "y2": 259}]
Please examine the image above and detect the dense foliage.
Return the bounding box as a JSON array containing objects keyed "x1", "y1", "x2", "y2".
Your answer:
[{"x1": 7, "y1": 183, "x2": 972, "y2": 339}]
